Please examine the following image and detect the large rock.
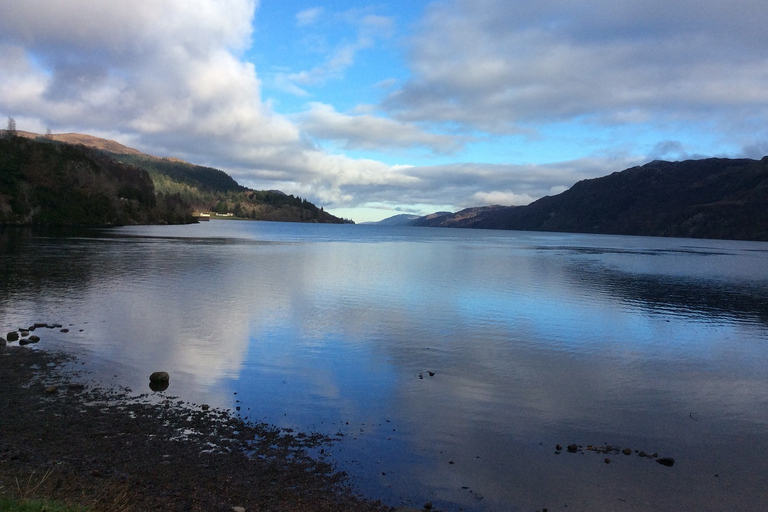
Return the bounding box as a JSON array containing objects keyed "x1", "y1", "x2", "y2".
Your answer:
[
  {"x1": 6, "y1": 331, "x2": 19, "y2": 342},
  {"x1": 149, "y1": 371, "x2": 170, "y2": 392}
]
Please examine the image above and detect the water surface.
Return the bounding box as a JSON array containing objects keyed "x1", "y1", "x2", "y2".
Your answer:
[{"x1": 2, "y1": 222, "x2": 768, "y2": 511}]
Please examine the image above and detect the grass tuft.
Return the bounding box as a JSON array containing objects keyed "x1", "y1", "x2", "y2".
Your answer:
[{"x1": 0, "y1": 496, "x2": 88, "y2": 512}]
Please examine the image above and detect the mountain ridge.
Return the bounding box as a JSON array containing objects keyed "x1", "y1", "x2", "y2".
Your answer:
[{"x1": 412, "y1": 157, "x2": 768, "y2": 241}]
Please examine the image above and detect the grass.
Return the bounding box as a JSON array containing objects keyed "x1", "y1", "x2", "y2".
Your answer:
[
  {"x1": 0, "y1": 496, "x2": 88, "y2": 512},
  {"x1": 0, "y1": 467, "x2": 132, "y2": 512},
  {"x1": 0, "y1": 468, "x2": 88, "y2": 511}
]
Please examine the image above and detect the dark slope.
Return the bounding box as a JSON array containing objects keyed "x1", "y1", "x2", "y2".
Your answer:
[
  {"x1": 0, "y1": 136, "x2": 192, "y2": 225},
  {"x1": 415, "y1": 157, "x2": 768, "y2": 241}
]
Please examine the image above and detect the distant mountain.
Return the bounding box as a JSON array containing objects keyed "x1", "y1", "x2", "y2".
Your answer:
[
  {"x1": 364, "y1": 214, "x2": 422, "y2": 226},
  {"x1": 412, "y1": 206, "x2": 510, "y2": 229},
  {"x1": 414, "y1": 157, "x2": 768, "y2": 241},
  {"x1": 5, "y1": 131, "x2": 349, "y2": 225}
]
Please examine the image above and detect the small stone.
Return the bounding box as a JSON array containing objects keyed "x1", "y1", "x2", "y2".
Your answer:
[
  {"x1": 45, "y1": 386, "x2": 58, "y2": 394},
  {"x1": 232, "y1": 507, "x2": 246, "y2": 512},
  {"x1": 427, "y1": 371, "x2": 435, "y2": 376},
  {"x1": 60, "y1": 328, "x2": 69, "y2": 333},
  {"x1": 604, "y1": 458, "x2": 611, "y2": 464},
  {"x1": 20, "y1": 330, "x2": 30, "y2": 337},
  {"x1": 201, "y1": 404, "x2": 210, "y2": 411},
  {"x1": 28, "y1": 335, "x2": 40, "y2": 343},
  {"x1": 424, "y1": 502, "x2": 433, "y2": 510},
  {"x1": 556, "y1": 444, "x2": 562, "y2": 451},
  {"x1": 567, "y1": 444, "x2": 578, "y2": 453},
  {"x1": 639, "y1": 451, "x2": 647, "y2": 457},
  {"x1": 656, "y1": 457, "x2": 675, "y2": 467},
  {"x1": 7, "y1": 332, "x2": 19, "y2": 342},
  {"x1": 622, "y1": 448, "x2": 632, "y2": 455}
]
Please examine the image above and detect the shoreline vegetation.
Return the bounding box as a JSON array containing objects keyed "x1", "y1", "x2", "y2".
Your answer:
[{"x1": 0, "y1": 342, "x2": 404, "y2": 512}]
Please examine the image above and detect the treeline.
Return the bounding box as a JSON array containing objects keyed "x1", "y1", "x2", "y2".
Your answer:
[
  {"x1": 0, "y1": 136, "x2": 193, "y2": 225},
  {"x1": 111, "y1": 153, "x2": 348, "y2": 224}
]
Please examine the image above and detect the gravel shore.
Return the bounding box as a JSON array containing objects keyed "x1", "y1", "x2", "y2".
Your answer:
[{"x1": 0, "y1": 345, "x2": 395, "y2": 512}]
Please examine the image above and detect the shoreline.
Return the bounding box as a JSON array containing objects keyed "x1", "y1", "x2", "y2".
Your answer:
[{"x1": 0, "y1": 345, "x2": 397, "y2": 512}]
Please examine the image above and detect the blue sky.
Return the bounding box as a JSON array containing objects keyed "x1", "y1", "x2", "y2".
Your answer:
[{"x1": 2, "y1": 0, "x2": 767, "y2": 222}]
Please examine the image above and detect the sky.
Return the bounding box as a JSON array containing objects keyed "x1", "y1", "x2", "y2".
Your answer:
[{"x1": 2, "y1": 0, "x2": 768, "y2": 223}]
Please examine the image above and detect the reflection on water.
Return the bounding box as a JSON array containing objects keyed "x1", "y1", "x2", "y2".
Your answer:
[{"x1": 2, "y1": 223, "x2": 768, "y2": 511}]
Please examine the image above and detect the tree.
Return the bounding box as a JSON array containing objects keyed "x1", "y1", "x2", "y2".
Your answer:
[{"x1": 4, "y1": 117, "x2": 16, "y2": 137}]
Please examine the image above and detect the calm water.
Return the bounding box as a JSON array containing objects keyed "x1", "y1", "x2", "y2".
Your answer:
[{"x1": 2, "y1": 221, "x2": 768, "y2": 511}]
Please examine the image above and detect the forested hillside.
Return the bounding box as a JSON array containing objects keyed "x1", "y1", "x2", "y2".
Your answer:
[
  {"x1": 0, "y1": 136, "x2": 191, "y2": 225},
  {"x1": 3, "y1": 131, "x2": 349, "y2": 225}
]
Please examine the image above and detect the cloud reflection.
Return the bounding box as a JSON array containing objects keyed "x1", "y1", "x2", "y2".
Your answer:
[{"x1": 2, "y1": 224, "x2": 768, "y2": 511}]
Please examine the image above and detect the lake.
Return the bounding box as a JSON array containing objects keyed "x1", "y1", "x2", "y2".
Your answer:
[{"x1": 2, "y1": 221, "x2": 768, "y2": 511}]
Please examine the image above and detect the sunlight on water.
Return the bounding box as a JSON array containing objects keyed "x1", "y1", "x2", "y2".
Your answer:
[{"x1": 2, "y1": 222, "x2": 768, "y2": 511}]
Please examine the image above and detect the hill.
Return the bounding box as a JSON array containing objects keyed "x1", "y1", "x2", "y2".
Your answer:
[
  {"x1": 18, "y1": 131, "x2": 145, "y2": 155},
  {"x1": 363, "y1": 214, "x2": 422, "y2": 226},
  {"x1": 0, "y1": 135, "x2": 192, "y2": 225},
  {"x1": 414, "y1": 157, "x2": 768, "y2": 241},
  {"x1": 4, "y1": 131, "x2": 349, "y2": 225}
]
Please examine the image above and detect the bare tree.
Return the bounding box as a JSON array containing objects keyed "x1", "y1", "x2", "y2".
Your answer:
[{"x1": 5, "y1": 117, "x2": 17, "y2": 137}]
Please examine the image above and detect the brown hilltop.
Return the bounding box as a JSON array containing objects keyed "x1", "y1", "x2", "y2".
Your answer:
[{"x1": 17, "y1": 130, "x2": 144, "y2": 156}]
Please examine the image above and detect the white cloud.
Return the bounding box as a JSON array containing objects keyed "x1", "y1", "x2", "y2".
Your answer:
[
  {"x1": 386, "y1": 0, "x2": 768, "y2": 135},
  {"x1": 296, "y1": 7, "x2": 323, "y2": 27},
  {"x1": 276, "y1": 11, "x2": 394, "y2": 93},
  {"x1": 0, "y1": 0, "x2": 297, "y2": 156},
  {"x1": 470, "y1": 191, "x2": 536, "y2": 207},
  {"x1": 284, "y1": 156, "x2": 641, "y2": 214},
  {"x1": 296, "y1": 102, "x2": 465, "y2": 153}
]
